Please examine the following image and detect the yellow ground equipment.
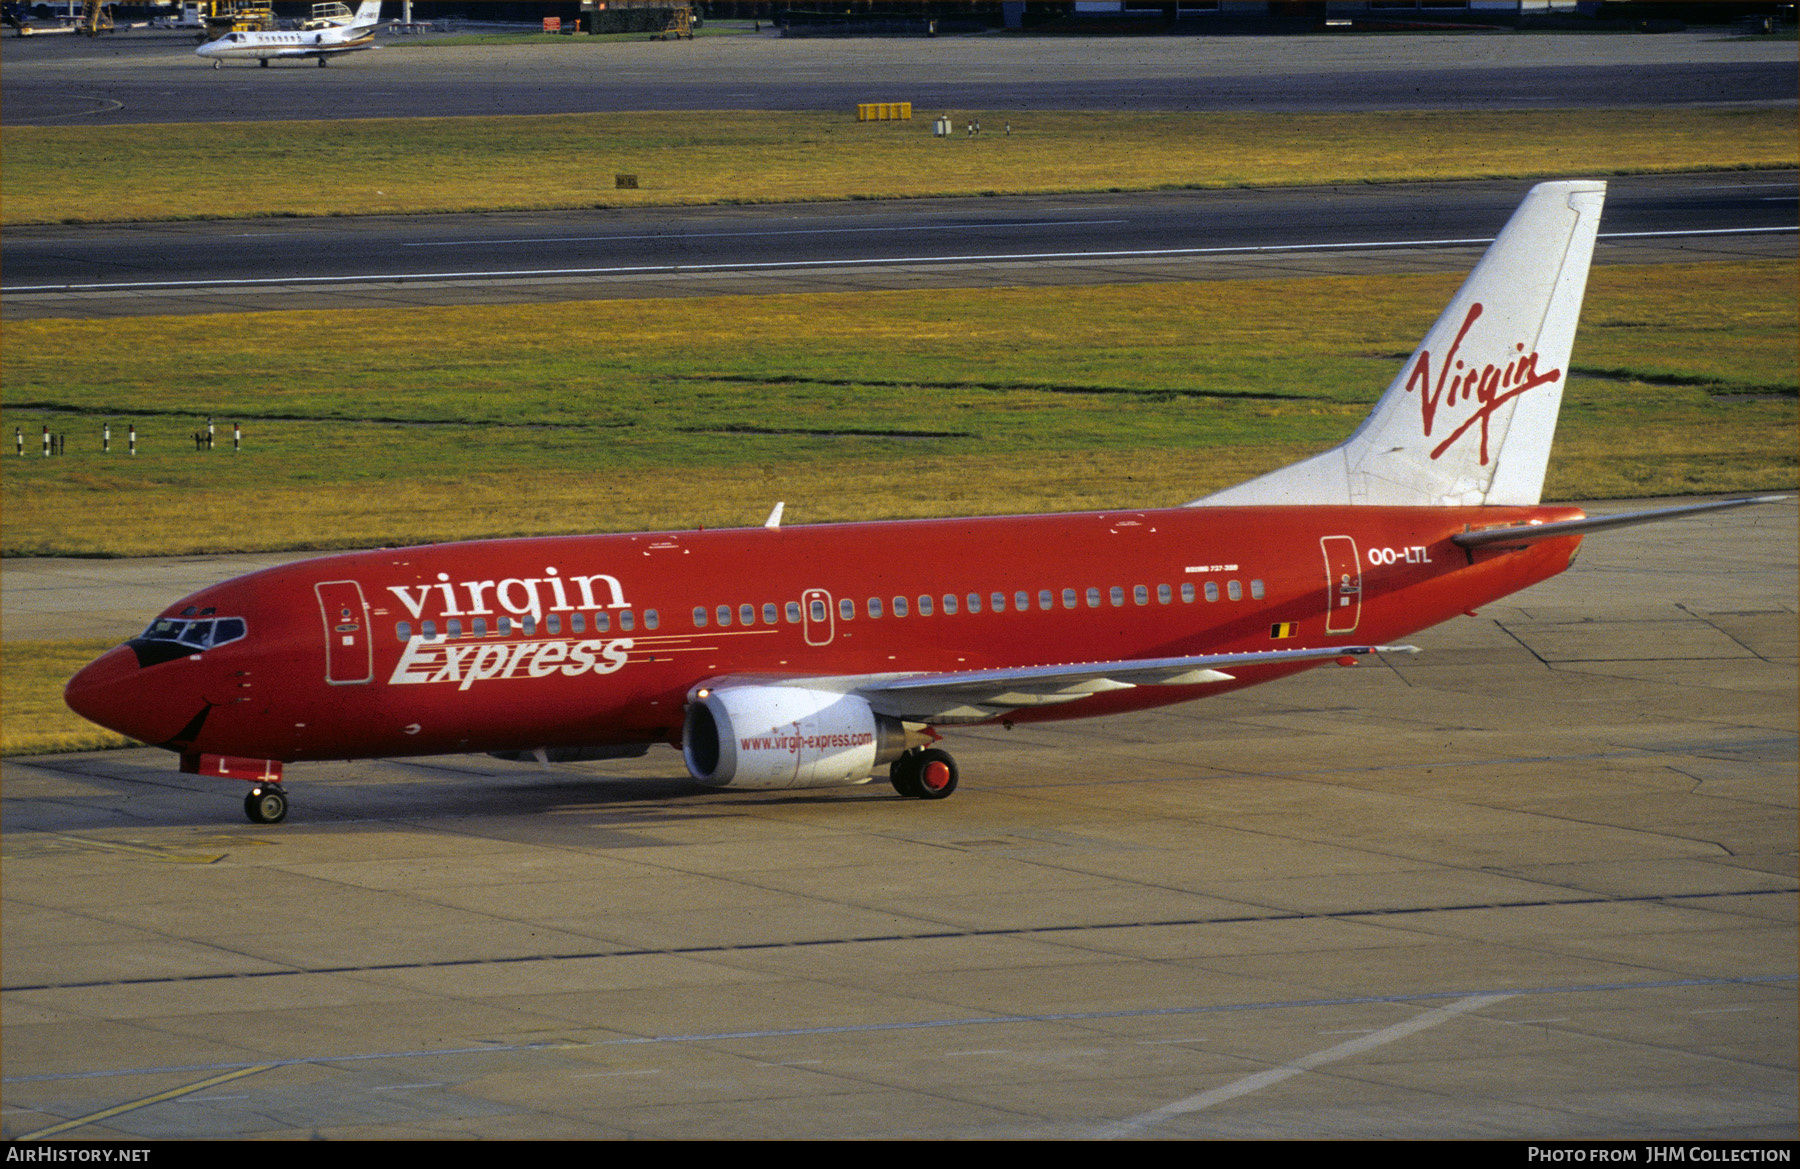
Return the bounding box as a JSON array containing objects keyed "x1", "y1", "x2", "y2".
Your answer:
[
  {"x1": 77, "y1": 1, "x2": 113, "y2": 35},
  {"x1": 200, "y1": 1, "x2": 274, "y2": 41},
  {"x1": 856, "y1": 103, "x2": 914, "y2": 122}
]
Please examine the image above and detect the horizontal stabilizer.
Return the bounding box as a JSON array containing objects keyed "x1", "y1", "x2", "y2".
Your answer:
[{"x1": 1452, "y1": 495, "x2": 1791, "y2": 549}]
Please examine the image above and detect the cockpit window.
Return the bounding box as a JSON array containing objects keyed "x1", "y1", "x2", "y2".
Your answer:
[{"x1": 138, "y1": 616, "x2": 247, "y2": 651}]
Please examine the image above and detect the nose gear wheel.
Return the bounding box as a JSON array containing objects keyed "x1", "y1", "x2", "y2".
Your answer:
[{"x1": 245, "y1": 785, "x2": 288, "y2": 824}]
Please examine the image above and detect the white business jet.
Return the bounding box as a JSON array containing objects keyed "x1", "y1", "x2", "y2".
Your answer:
[{"x1": 196, "y1": 0, "x2": 382, "y2": 68}]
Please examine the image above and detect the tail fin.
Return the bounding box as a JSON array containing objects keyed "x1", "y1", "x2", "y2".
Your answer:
[
  {"x1": 353, "y1": 1, "x2": 381, "y2": 26},
  {"x1": 1191, "y1": 180, "x2": 1606, "y2": 508}
]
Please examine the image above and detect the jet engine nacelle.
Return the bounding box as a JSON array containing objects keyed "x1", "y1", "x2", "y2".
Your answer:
[{"x1": 683, "y1": 687, "x2": 911, "y2": 790}]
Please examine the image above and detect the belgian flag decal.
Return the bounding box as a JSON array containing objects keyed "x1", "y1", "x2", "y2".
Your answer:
[{"x1": 1270, "y1": 622, "x2": 1298, "y2": 639}]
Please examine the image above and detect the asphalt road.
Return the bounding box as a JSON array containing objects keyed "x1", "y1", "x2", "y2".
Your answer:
[
  {"x1": 2, "y1": 27, "x2": 1793, "y2": 125},
  {"x1": 5, "y1": 172, "x2": 1795, "y2": 295}
]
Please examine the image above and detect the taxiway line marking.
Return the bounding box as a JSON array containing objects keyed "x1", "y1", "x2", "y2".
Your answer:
[
  {"x1": 15, "y1": 1064, "x2": 275, "y2": 1140},
  {"x1": 5, "y1": 888, "x2": 1792, "y2": 994},
  {"x1": 1096, "y1": 993, "x2": 1516, "y2": 1139},
  {"x1": 6, "y1": 227, "x2": 1792, "y2": 294}
]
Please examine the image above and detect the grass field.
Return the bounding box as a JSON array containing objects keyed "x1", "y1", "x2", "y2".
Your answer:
[
  {"x1": 4, "y1": 259, "x2": 1793, "y2": 558},
  {"x1": 1, "y1": 640, "x2": 137, "y2": 756},
  {"x1": 4, "y1": 107, "x2": 1793, "y2": 225}
]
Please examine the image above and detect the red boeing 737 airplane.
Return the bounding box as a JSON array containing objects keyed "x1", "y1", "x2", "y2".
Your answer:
[{"x1": 64, "y1": 181, "x2": 1781, "y2": 823}]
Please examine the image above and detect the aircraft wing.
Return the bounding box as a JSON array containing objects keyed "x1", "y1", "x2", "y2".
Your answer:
[{"x1": 698, "y1": 644, "x2": 1417, "y2": 725}]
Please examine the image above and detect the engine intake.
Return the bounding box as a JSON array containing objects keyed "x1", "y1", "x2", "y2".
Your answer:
[{"x1": 683, "y1": 687, "x2": 915, "y2": 789}]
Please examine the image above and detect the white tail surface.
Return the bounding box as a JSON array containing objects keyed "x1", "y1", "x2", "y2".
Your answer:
[{"x1": 1191, "y1": 180, "x2": 1606, "y2": 508}]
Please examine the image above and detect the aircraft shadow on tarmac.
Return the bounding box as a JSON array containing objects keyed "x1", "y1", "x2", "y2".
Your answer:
[{"x1": 4, "y1": 748, "x2": 904, "y2": 836}]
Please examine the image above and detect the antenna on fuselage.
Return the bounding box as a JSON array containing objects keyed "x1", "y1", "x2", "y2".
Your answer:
[{"x1": 763, "y1": 501, "x2": 785, "y2": 529}]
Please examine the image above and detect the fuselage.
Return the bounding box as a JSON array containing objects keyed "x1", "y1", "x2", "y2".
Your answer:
[
  {"x1": 64, "y1": 502, "x2": 1583, "y2": 765},
  {"x1": 196, "y1": 28, "x2": 375, "y2": 60}
]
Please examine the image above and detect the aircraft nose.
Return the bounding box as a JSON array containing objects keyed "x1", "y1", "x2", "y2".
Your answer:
[{"x1": 65, "y1": 645, "x2": 207, "y2": 747}]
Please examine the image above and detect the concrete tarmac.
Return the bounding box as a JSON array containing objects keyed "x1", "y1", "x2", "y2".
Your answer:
[{"x1": 3, "y1": 499, "x2": 1793, "y2": 1139}]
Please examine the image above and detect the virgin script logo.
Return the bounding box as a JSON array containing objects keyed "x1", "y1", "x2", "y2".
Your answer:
[{"x1": 1404, "y1": 302, "x2": 1561, "y2": 464}]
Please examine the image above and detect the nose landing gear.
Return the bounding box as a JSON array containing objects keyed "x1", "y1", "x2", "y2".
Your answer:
[{"x1": 245, "y1": 784, "x2": 289, "y2": 824}]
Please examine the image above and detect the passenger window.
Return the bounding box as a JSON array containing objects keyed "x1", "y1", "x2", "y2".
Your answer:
[
  {"x1": 1157, "y1": 584, "x2": 1171, "y2": 604},
  {"x1": 739, "y1": 604, "x2": 755, "y2": 626},
  {"x1": 787, "y1": 601, "x2": 801, "y2": 623},
  {"x1": 918, "y1": 595, "x2": 934, "y2": 617},
  {"x1": 1227, "y1": 580, "x2": 1242, "y2": 601},
  {"x1": 645, "y1": 610, "x2": 659, "y2": 630},
  {"x1": 395, "y1": 622, "x2": 411, "y2": 642},
  {"x1": 693, "y1": 607, "x2": 708, "y2": 628},
  {"x1": 1134, "y1": 585, "x2": 1149, "y2": 606},
  {"x1": 1181, "y1": 582, "x2": 1195, "y2": 603},
  {"x1": 593, "y1": 612, "x2": 611, "y2": 632},
  {"x1": 894, "y1": 596, "x2": 909, "y2": 618},
  {"x1": 1250, "y1": 579, "x2": 1265, "y2": 600},
  {"x1": 1204, "y1": 582, "x2": 1219, "y2": 602},
  {"x1": 496, "y1": 617, "x2": 512, "y2": 636},
  {"x1": 839, "y1": 597, "x2": 855, "y2": 620},
  {"x1": 619, "y1": 611, "x2": 635, "y2": 631},
  {"x1": 966, "y1": 593, "x2": 982, "y2": 614},
  {"x1": 448, "y1": 619, "x2": 464, "y2": 638},
  {"x1": 1087, "y1": 587, "x2": 1101, "y2": 608},
  {"x1": 573, "y1": 613, "x2": 587, "y2": 633},
  {"x1": 1036, "y1": 590, "x2": 1051, "y2": 611},
  {"x1": 942, "y1": 594, "x2": 958, "y2": 615},
  {"x1": 717, "y1": 605, "x2": 732, "y2": 627},
  {"x1": 868, "y1": 597, "x2": 884, "y2": 619},
  {"x1": 992, "y1": 592, "x2": 1007, "y2": 612},
  {"x1": 547, "y1": 614, "x2": 562, "y2": 634},
  {"x1": 1110, "y1": 586, "x2": 1125, "y2": 607},
  {"x1": 762, "y1": 603, "x2": 777, "y2": 625},
  {"x1": 1061, "y1": 588, "x2": 1076, "y2": 609},
  {"x1": 522, "y1": 616, "x2": 536, "y2": 636},
  {"x1": 422, "y1": 620, "x2": 438, "y2": 639}
]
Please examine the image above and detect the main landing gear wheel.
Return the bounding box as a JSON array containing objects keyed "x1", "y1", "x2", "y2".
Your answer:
[
  {"x1": 245, "y1": 785, "x2": 288, "y2": 824},
  {"x1": 889, "y1": 748, "x2": 958, "y2": 800},
  {"x1": 889, "y1": 753, "x2": 922, "y2": 797}
]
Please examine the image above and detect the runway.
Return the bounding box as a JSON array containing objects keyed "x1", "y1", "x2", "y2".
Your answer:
[
  {"x1": 3, "y1": 28, "x2": 1793, "y2": 126},
  {"x1": 5, "y1": 174, "x2": 1795, "y2": 319},
  {"x1": 3, "y1": 499, "x2": 1794, "y2": 1139}
]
